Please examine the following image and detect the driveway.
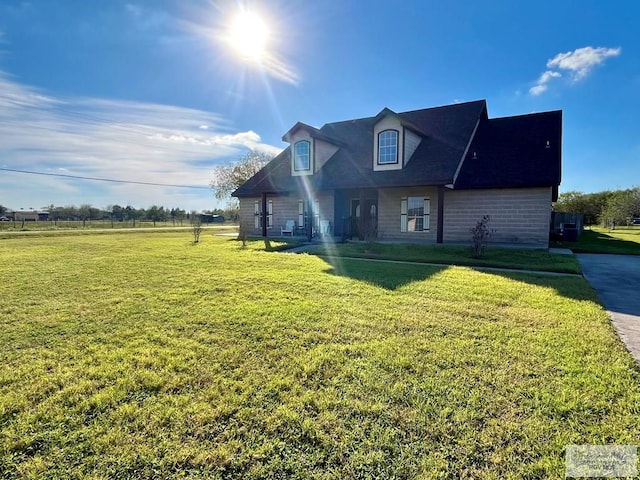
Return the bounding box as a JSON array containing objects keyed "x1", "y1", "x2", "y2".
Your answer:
[{"x1": 576, "y1": 254, "x2": 640, "y2": 364}]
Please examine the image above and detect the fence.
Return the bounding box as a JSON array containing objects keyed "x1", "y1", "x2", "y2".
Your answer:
[{"x1": 551, "y1": 212, "x2": 584, "y2": 240}]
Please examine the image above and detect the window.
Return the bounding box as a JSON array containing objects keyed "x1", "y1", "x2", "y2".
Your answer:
[
  {"x1": 400, "y1": 197, "x2": 430, "y2": 232},
  {"x1": 254, "y1": 200, "x2": 273, "y2": 229},
  {"x1": 378, "y1": 130, "x2": 399, "y2": 164},
  {"x1": 298, "y1": 200, "x2": 305, "y2": 229},
  {"x1": 294, "y1": 141, "x2": 311, "y2": 171},
  {"x1": 314, "y1": 200, "x2": 320, "y2": 230}
]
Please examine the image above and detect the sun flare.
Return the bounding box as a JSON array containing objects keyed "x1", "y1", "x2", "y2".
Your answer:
[{"x1": 228, "y1": 10, "x2": 269, "y2": 62}]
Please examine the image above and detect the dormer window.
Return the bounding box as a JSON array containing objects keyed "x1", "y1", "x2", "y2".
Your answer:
[
  {"x1": 377, "y1": 130, "x2": 399, "y2": 165},
  {"x1": 294, "y1": 141, "x2": 311, "y2": 171}
]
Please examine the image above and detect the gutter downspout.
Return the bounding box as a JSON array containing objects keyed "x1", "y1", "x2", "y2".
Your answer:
[
  {"x1": 261, "y1": 193, "x2": 267, "y2": 238},
  {"x1": 437, "y1": 186, "x2": 444, "y2": 244}
]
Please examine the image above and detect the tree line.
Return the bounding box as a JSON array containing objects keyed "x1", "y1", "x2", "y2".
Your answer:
[
  {"x1": 554, "y1": 187, "x2": 640, "y2": 226},
  {"x1": 0, "y1": 203, "x2": 238, "y2": 226}
]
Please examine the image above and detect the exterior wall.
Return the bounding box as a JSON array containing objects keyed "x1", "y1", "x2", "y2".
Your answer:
[
  {"x1": 238, "y1": 192, "x2": 335, "y2": 237},
  {"x1": 373, "y1": 116, "x2": 404, "y2": 171},
  {"x1": 289, "y1": 131, "x2": 314, "y2": 177},
  {"x1": 403, "y1": 129, "x2": 422, "y2": 166},
  {"x1": 287, "y1": 132, "x2": 339, "y2": 177},
  {"x1": 377, "y1": 186, "x2": 439, "y2": 242},
  {"x1": 314, "y1": 139, "x2": 339, "y2": 173},
  {"x1": 239, "y1": 197, "x2": 260, "y2": 235},
  {"x1": 443, "y1": 187, "x2": 552, "y2": 246}
]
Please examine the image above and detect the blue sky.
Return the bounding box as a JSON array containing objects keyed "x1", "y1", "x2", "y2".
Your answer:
[{"x1": 0, "y1": 0, "x2": 637, "y2": 212}]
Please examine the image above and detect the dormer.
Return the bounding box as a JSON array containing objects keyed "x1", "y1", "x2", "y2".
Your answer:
[
  {"x1": 282, "y1": 122, "x2": 341, "y2": 177},
  {"x1": 373, "y1": 108, "x2": 424, "y2": 171}
]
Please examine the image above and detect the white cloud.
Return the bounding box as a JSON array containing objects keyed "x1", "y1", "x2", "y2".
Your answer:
[
  {"x1": 0, "y1": 71, "x2": 282, "y2": 210},
  {"x1": 529, "y1": 70, "x2": 562, "y2": 96},
  {"x1": 547, "y1": 46, "x2": 621, "y2": 80},
  {"x1": 529, "y1": 46, "x2": 621, "y2": 96}
]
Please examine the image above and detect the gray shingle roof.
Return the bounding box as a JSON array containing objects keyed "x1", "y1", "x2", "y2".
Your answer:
[{"x1": 232, "y1": 100, "x2": 561, "y2": 197}]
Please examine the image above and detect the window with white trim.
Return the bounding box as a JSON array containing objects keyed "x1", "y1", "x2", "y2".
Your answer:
[
  {"x1": 254, "y1": 199, "x2": 273, "y2": 228},
  {"x1": 298, "y1": 200, "x2": 304, "y2": 229},
  {"x1": 293, "y1": 141, "x2": 311, "y2": 171},
  {"x1": 314, "y1": 200, "x2": 320, "y2": 230},
  {"x1": 378, "y1": 129, "x2": 399, "y2": 164},
  {"x1": 400, "y1": 197, "x2": 430, "y2": 232}
]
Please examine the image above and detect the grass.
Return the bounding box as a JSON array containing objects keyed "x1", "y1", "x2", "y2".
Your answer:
[
  {"x1": 0, "y1": 224, "x2": 239, "y2": 241},
  {"x1": 1, "y1": 232, "x2": 639, "y2": 478},
  {"x1": 305, "y1": 241, "x2": 582, "y2": 274},
  {"x1": 0, "y1": 220, "x2": 205, "y2": 231},
  {"x1": 552, "y1": 226, "x2": 640, "y2": 255}
]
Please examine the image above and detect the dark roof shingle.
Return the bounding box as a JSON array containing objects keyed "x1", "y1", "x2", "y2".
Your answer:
[{"x1": 232, "y1": 100, "x2": 561, "y2": 197}]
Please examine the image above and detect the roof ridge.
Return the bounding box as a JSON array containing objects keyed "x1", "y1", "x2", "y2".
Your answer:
[{"x1": 398, "y1": 99, "x2": 486, "y2": 116}]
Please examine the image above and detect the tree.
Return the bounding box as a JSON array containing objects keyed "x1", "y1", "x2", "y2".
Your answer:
[
  {"x1": 147, "y1": 205, "x2": 164, "y2": 227},
  {"x1": 125, "y1": 205, "x2": 142, "y2": 227},
  {"x1": 601, "y1": 188, "x2": 640, "y2": 227},
  {"x1": 78, "y1": 204, "x2": 93, "y2": 227},
  {"x1": 210, "y1": 150, "x2": 273, "y2": 201},
  {"x1": 174, "y1": 208, "x2": 186, "y2": 226},
  {"x1": 191, "y1": 212, "x2": 203, "y2": 243},
  {"x1": 0, "y1": 205, "x2": 7, "y2": 216},
  {"x1": 554, "y1": 190, "x2": 612, "y2": 226}
]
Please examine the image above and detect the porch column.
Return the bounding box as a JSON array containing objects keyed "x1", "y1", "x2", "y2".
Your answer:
[
  {"x1": 261, "y1": 192, "x2": 267, "y2": 237},
  {"x1": 358, "y1": 189, "x2": 366, "y2": 240},
  {"x1": 305, "y1": 199, "x2": 313, "y2": 241},
  {"x1": 437, "y1": 186, "x2": 444, "y2": 244}
]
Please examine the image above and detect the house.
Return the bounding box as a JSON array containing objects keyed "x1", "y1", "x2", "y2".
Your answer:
[
  {"x1": 13, "y1": 210, "x2": 41, "y2": 222},
  {"x1": 233, "y1": 100, "x2": 562, "y2": 247}
]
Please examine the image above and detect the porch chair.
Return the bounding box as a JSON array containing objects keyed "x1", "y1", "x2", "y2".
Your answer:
[
  {"x1": 319, "y1": 220, "x2": 331, "y2": 237},
  {"x1": 281, "y1": 219, "x2": 295, "y2": 236}
]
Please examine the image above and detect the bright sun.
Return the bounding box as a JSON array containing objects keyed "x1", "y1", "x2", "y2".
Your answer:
[{"x1": 228, "y1": 10, "x2": 269, "y2": 62}]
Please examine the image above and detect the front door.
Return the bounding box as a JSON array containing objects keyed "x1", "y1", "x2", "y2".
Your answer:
[{"x1": 351, "y1": 198, "x2": 377, "y2": 240}]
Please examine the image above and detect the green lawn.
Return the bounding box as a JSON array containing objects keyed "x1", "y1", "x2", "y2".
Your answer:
[
  {"x1": 1, "y1": 232, "x2": 639, "y2": 478},
  {"x1": 0, "y1": 220, "x2": 214, "y2": 231},
  {"x1": 306, "y1": 242, "x2": 582, "y2": 274},
  {"x1": 554, "y1": 227, "x2": 640, "y2": 255}
]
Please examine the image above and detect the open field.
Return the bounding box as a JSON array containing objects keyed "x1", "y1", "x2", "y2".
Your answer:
[
  {"x1": 0, "y1": 220, "x2": 236, "y2": 232},
  {"x1": 1, "y1": 232, "x2": 639, "y2": 478},
  {"x1": 306, "y1": 242, "x2": 582, "y2": 274},
  {"x1": 553, "y1": 227, "x2": 640, "y2": 255},
  {"x1": 0, "y1": 225, "x2": 238, "y2": 241}
]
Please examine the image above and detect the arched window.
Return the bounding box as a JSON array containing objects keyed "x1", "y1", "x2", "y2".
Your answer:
[
  {"x1": 378, "y1": 130, "x2": 398, "y2": 164},
  {"x1": 294, "y1": 141, "x2": 311, "y2": 171}
]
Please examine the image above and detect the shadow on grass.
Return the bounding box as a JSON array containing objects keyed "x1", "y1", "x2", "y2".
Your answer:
[
  {"x1": 555, "y1": 230, "x2": 640, "y2": 255},
  {"x1": 321, "y1": 255, "x2": 595, "y2": 303},
  {"x1": 322, "y1": 256, "x2": 446, "y2": 290}
]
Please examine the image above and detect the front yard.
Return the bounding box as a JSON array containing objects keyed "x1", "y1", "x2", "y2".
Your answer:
[
  {"x1": 0, "y1": 232, "x2": 638, "y2": 478},
  {"x1": 553, "y1": 226, "x2": 640, "y2": 255},
  {"x1": 305, "y1": 242, "x2": 581, "y2": 274}
]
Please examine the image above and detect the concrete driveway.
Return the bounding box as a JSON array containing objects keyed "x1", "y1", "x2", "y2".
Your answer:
[{"x1": 576, "y1": 254, "x2": 640, "y2": 364}]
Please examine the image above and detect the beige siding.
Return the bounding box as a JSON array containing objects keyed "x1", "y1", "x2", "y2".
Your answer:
[
  {"x1": 316, "y1": 191, "x2": 335, "y2": 230},
  {"x1": 314, "y1": 140, "x2": 339, "y2": 173},
  {"x1": 373, "y1": 116, "x2": 403, "y2": 171},
  {"x1": 239, "y1": 193, "x2": 335, "y2": 237},
  {"x1": 289, "y1": 131, "x2": 313, "y2": 177},
  {"x1": 377, "y1": 187, "x2": 439, "y2": 242},
  {"x1": 443, "y1": 187, "x2": 552, "y2": 246},
  {"x1": 403, "y1": 129, "x2": 422, "y2": 166}
]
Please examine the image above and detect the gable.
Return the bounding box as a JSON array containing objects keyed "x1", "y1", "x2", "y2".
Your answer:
[
  {"x1": 232, "y1": 100, "x2": 561, "y2": 197},
  {"x1": 454, "y1": 110, "x2": 562, "y2": 189}
]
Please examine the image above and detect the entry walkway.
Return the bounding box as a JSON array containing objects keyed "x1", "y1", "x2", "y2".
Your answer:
[{"x1": 577, "y1": 254, "x2": 640, "y2": 364}]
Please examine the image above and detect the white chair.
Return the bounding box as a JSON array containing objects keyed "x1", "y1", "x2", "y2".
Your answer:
[
  {"x1": 281, "y1": 220, "x2": 295, "y2": 236},
  {"x1": 319, "y1": 220, "x2": 331, "y2": 237}
]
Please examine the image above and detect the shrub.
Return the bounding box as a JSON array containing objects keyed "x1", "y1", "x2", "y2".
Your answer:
[{"x1": 471, "y1": 215, "x2": 492, "y2": 258}]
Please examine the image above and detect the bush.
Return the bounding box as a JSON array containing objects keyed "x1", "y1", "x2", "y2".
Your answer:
[{"x1": 471, "y1": 215, "x2": 492, "y2": 258}]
